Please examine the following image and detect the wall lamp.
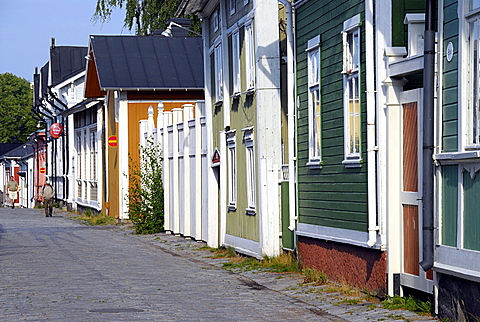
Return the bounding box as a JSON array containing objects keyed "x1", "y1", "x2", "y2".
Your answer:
[{"x1": 161, "y1": 21, "x2": 202, "y2": 38}]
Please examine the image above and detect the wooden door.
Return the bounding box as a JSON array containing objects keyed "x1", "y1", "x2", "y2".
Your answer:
[{"x1": 400, "y1": 89, "x2": 433, "y2": 294}]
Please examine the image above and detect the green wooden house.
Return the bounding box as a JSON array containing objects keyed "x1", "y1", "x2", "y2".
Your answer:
[
  {"x1": 177, "y1": 0, "x2": 289, "y2": 258},
  {"x1": 433, "y1": 0, "x2": 480, "y2": 319},
  {"x1": 294, "y1": 0, "x2": 429, "y2": 296}
]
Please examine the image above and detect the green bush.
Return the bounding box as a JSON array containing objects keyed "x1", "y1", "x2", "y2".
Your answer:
[{"x1": 126, "y1": 139, "x2": 164, "y2": 234}]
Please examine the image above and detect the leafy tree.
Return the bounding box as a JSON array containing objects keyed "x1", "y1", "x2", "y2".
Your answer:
[
  {"x1": 0, "y1": 73, "x2": 37, "y2": 143},
  {"x1": 93, "y1": 0, "x2": 201, "y2": 36}
]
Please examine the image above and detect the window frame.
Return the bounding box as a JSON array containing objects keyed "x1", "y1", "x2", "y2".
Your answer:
[
  {"x1": 243, "y1": 127, "x2": 256, "y2": 214},
  {"x1": 226, "y1": 130, "x2": 237, "y2": 210},
  {"x1": 213, "y1": 41, "x2": 224, "y2": 105},
  {"x1": 245, "y1": 22, "x2": 255, "y2": 92},
  {"x1": 231, "y1": 29, "x2": 241, "y2": 97},
  {"x1": 306, "y1": 36, "x2": 322, "y2": 168},
  {"x1": 341, "y1": 14, "x2": 362, "y2": 168}
]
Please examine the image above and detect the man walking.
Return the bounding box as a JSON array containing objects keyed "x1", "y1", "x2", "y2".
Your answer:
[
  {"x1": 6, "y1": 176, "x2": 18, "y2": 209},
  {"x1": 40, "y1": 181, "x2": 55, "y2": 217}
]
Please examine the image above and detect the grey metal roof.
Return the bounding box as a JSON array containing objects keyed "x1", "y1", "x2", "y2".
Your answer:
[
  {"x1": 90, "y1": 35, "x2": 204, "y2": 90},
  {"x1": 50, "y1": 46, "x2": 87, "y2": 86}
]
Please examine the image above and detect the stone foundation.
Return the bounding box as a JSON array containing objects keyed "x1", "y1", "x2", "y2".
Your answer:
[{"x1": 437, "y1": 273, "x2": 480, "y2": 321}]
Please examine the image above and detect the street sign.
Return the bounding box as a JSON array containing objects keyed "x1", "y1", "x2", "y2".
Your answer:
[
  {"x1": 49, "y1": 123, "x2": 63, "y2": 139},
  {"x1": 39, "y1": 167, "x2": 46, "y2": 174},
  {"x1": 108, "y1": 135, "x2": 118, "y2": 147}
]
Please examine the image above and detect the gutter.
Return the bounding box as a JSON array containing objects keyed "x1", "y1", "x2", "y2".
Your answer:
[
  {"x1": 365, "y1": 0, "x2": 378, "y2": 247},
  {"x1": 420, "y1": 0, "x2": 436, "y2": 271},
  {"x1": 277, "y1": 0, "x2": 296, "y2": 233}
]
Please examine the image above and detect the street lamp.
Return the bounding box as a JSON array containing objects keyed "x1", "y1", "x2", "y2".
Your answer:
[{"x1": 161, "y1": 21, "x2": 202, "y2": 38}]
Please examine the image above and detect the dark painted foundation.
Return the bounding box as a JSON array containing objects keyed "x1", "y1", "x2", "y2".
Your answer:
[
  {"x1": 297, "y1": 236, "x2": 387, "y2": 295},
  {"x1": 437, "y1": 273, "x2": 480, "y2": 321}
]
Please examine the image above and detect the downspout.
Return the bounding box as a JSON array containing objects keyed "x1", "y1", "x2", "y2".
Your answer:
[
  {"x1": 278, "y1": 0, "x2": 296, "y2": 233},
  {"x1": 420, "y1": 0, "x2": 436, "y2": 271},
  {"x1": 366, "y1": 0, "x2": 378, "y2": 247}
]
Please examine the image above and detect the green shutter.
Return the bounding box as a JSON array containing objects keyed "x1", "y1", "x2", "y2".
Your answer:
[{"x1": 463, "y1": 171, "x2": 480, "y2": 251}]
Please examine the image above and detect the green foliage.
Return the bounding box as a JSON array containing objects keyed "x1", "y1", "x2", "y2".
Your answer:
[
  {"x1": 302, "y1": 267, "x2": 328, "y2": 285},
  {"x1": 93, "y1": 0, "x2": 202, "y2": 36},
  {"x1": 126, "y1": 139, "x2": 164, "y2": 234},
  {"x1": 75, "y1": 210, "x2": 117, "y2": 225},
  {"x1": 382, "y1": 295, "x2": 432, "y2": 315},
  {"x1": 0, "y1": 73, "x2": 37, "y2": 143},
  {"x1": 222, "y1": 251, "x2": 300, "y2": 273}
]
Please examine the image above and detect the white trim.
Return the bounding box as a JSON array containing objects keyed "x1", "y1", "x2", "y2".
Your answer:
[
  {"x1": 436, "y1": 245, "x2": 480, "y2": 282},
  {"x1": 343, "y1": 14, "x2": 361, "y2": 33},
  {"x1": 224, "y1": 234, "x2": 261, "y2": 258},
  {"x1": 296, "y1": 223, "x2": 382, "y2": 249}
]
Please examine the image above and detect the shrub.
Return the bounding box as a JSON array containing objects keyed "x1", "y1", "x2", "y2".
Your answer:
[{"x1": 126, "y1": 139, "x2": 164, "y2": 234}]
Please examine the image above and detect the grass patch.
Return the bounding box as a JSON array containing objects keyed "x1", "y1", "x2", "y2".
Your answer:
[
  {"x1": 302, "y1": 267, "x2": 328, "y2": 285},
  {"x1": 222, "y1": 251, "x2": 300, "y2": 273},
  {"x1": 382, "y1": 295, "x2": 431, "y2": 315},
  {"x1": 74, "y1": 210, "x2": 117, "y2": 225}
]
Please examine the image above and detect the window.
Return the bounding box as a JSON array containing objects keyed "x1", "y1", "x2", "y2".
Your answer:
[
  {"x1": 90, "y1": 128, "x2": 97, "y2": 181},
  {"x1": 306, "y1": 36, "x2": 321, "y2": 167},
  {"x1": 231, "y1": 30, "x2": 241, "y2": 96},
  {"x1": 243, "y1": 127, "x2": 255, "y2": 214},
  {"x1": 213, "y1": 42, "x2": 223, "y2": 104},
  {"x1": 227, "y1": 130, "x2": 236, "y2": 210},
  {"x1": 213, "y1": 10, "x2": 219, "y2": 32},
  {"x1": 245, "y1": 23, "x2": 255, "y2": 91},
  {"x1": 465, "y1": 3, "x2": 480, "y2": 148},
  {"x1": 229, "y1": 0, "x2": 235, "y2": 15},
  {"x1": 342, "y1": 14, "x2": 362, "y2": 167}
]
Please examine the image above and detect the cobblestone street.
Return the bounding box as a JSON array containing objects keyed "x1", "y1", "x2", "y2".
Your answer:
[{"x1": 0, "y1": 208, "x2": 437, "y2": 321}]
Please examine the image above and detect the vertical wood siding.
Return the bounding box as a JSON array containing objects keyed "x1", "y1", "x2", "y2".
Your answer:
[
  {"x1": 296, "y1": 0, "x2": 368, "y2": 231},
  {"x1": 441, "y1": 165, "x2": 458, "y2": 247},
  {"x1": 463, "y1": 172, "x2": 480, "y2": 251}
]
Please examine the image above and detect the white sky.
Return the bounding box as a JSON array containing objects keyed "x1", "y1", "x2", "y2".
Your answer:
[{"x1": 0, "y1": 0, "x2": 133, "y2": 82}]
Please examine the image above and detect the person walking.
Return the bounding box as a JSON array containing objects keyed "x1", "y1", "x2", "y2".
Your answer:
[
  {"x1": 40, "y1": 181, "x2": 55, "y2": 217},
  {"x1": 6, "y1": 176, "x2": 18, "y2": 209}
]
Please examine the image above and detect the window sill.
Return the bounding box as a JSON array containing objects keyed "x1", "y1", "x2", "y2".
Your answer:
[
  {"x1": 242, "y1": 88, "x2": 255, "y2": 96},
  {"x1": 306, "y1": 160, "x2": 322, "y2": 169},
  {"x1": 245, "y1": 207, "x2": 256, "y2": 216},
  {"x1": 228, "y1": 204, "x2": 237, "y2": 212},
  {"x1": 435, "y1": 151, "x2": 480, "y2": 164},
  {"x1": 230, "y1": 92, "x2": 241, "y2": 99},
  {"x1": 342, "y1": 157, "x2": 362, "y2": 168},
  {"x1": 213, "y1": 100, "x2": 223, "y2": 107}
]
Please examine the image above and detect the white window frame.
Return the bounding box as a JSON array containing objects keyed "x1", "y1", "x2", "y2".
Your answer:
[
  {"x1": 243, "y1": 127, "x2": 255, "y2": 214},
  {"x1": 227, "y1": 130, "x2": 237, "y2": 210},
  {"x1": 231, "y1": 30, "x2": 241, "y2": 96},
  {"x1": 213, "y1": 10, "x2": 219, "y2": 32},
  {"x1": 461, "y1": 2, "x2": 480, "y2": 149},
  {"x1": 245, "y1": 22, "x2": 255, "y2": 92},
  {"x1": 306, "y1": 36, "x2": 322, "y2": 168},
  {"x1": 214, "y1": 41, "x2": 224, "y2": 104},
  {"x1": 342, "y1": 14, "x2": 362, "y2": 167}
]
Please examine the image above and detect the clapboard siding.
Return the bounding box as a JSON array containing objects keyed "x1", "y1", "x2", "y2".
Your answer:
[
  {"x1": 442, "y1": 0, "x2": 459, "y2": 152},
  {"x1": 296, "y1": 0, "x2": 368, "y2": 232}
]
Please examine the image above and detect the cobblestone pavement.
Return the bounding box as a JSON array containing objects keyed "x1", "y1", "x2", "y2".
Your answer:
[{"x1": 0, "y1": 208, "x2": 438, "y2": 321}]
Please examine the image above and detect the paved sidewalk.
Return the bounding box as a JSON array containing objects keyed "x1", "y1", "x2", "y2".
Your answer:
[{"x1": 0, "y1": 207, "x2": 437, "y2": 321}]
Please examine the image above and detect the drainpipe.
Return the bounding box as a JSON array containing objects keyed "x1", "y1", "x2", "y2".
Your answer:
[
  {"x1": 365, "y1": 0, "x2": 378, "y2": 247},
  {"x1": 278, "y1": 0, "x2": 296, "y2": 232},
  {"x1": 420, "y1": 0, "x2": 435, "y2": 271}
]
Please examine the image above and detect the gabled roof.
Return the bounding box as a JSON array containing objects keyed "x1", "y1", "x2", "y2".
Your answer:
[
  {"x1": 50, "y1": 46, "x2": 87, "y2": 86},
  {"x1": 86, "y1": 35, "x2": 204, "y2": 97}
]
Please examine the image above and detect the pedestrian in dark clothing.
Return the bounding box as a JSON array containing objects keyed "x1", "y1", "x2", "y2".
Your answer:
[{"x1": 40, "y1": 181, "x2": 55, "y2": 217}]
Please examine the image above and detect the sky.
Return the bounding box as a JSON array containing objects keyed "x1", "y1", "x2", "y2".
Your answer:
[{"x1": 0, "y1": 0, "x2": 133, "y2": 82}]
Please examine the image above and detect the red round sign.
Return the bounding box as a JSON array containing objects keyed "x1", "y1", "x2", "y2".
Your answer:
[
  {"x1": 49, "y1": 123, "x2": 63, "y2": 139},
  {"x1": 39, "y1": 167, "x2": 46, "y2": 173},
  {"x1": 108, "y1": 135, "x2": 118, "y2": 147}
]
